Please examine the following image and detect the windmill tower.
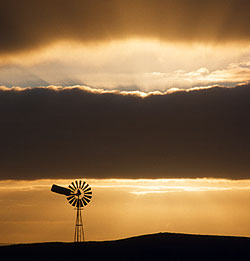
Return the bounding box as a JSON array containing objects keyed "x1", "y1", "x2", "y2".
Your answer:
[{"x1": 51, "y1": 180, "x2": 92, "y2": 242}]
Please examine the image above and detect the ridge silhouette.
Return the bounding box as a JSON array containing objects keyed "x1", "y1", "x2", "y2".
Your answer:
[{"x1": 1, "y1": 232, "x2": 250, "y2": 260}]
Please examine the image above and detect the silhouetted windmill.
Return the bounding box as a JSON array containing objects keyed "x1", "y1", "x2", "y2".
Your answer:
[{"x1": 51, "y1": 180, "x2": 92, "y2": 242}]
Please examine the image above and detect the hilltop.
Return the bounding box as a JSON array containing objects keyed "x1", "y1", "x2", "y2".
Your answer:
[{"x1": 1, "y1": 232, "x2": 250, "y2": 260}]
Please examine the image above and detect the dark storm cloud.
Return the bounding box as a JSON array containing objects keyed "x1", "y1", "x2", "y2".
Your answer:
[
  {"x1": 0, "y1": 85, "x2": 250, "y2": 180},
  {"x1": 1, "y1": 0, "x2": 250, "y2": 54}
]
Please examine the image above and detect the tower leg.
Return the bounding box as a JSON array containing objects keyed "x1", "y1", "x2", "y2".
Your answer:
[{"x1": 74, "y1": 206, "x2": 84, "y2": 242}]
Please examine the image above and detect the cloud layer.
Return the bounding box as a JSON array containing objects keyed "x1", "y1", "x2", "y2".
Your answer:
[
  {"x1": 1, "y1": 0, "x2": 250, "y2": 54},
  {"x1": 0, "y1": 85, "x2": 250, "y2": 180}
]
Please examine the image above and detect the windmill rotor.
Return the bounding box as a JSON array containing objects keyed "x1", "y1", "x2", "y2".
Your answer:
[{"x1": 66, "y1": 180, "x2": 92, "y2": 208}]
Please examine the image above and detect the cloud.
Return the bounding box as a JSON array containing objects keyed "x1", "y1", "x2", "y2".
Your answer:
[
  {"x1": 155, "y1": 61, "x2": 250, "y2": 88},
  {"x1": 0, "y1": 84, "x2": 250, "y2": 180},
  {"x1": 1, "y1": 0, "x2": 250, "y2": 55}
]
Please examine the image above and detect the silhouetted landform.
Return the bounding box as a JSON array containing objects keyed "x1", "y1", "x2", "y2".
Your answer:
[{"x1": 1, "y1": 232, "x2": 250, "y2": 260}]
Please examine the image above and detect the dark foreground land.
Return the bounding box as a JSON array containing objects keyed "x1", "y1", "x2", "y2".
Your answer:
[{"x1": 1, "y1": 232, "x2": 250, "y2": 260}]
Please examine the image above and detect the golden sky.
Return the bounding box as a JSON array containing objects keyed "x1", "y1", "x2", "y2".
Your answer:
[{"x1": 1, "y1": 178, "x2": 250, "y2": 243}]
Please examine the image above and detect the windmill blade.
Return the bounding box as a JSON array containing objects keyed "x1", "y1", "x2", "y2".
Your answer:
[
  {"x1": 72, "y1": 198, "x2": 77, "y2": 207},
  {"x1": 68, "y1": 184, "x2": 75, "y2": 192},
  {"x1": 75, "y1": 180, "x2": 79, "y2": 188},
  {"x1": 79, "y1": 180, "x2": 82, "y2": 188},
  {"x1": 82, "y1": 198, "x2": 88, "y2": 206},
  {"x1": 71, "y1": 182, "x2": 76, "y2": 190},
  {"x1": 69, "y1": 197, "x2": 76, "y2": 205},
  {"x1": 84, "y1": 187, "x2": 91, "y2": 193},
  {"x1": 67, "y1": 195, "x2": 75, "y2": 201},
  {"x1": 84, "y1": 191, "x2": 92, "y2": 195},
  {"x1": 68, "y1": 197, "x2": 76, "y2": 205},
  {"x1": 83, "y1": 197, "x2": 90, "y2": 203},
  {"x1": 84, "y1": 194, "x2": 92, "y2": 200},
  {"x1": 81, "y1": 181, "x2": 86, "y2": 189},
  {"x1": 83, "y1": 183, "x2": 89, "y2": 191},
  {"x1": 79, "y1": 199, "x2": 84, "y2": 208}
]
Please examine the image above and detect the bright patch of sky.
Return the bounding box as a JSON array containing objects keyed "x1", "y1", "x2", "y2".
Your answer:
[{"x1": 1, "y1": 40, "x2": 250, "y2": 91}]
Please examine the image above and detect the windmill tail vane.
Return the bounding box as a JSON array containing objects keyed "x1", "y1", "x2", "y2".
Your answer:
[{"x1": 51, "y1": 180, "x2": 92, "y2": 242}]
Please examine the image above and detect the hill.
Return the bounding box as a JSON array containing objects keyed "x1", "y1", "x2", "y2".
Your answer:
[{"x1": 1, "y1": 232, "x2": 250, "y2": 260}]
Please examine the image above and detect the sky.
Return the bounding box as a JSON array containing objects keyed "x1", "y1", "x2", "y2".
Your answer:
[{"x1": 0, "y1": 0, "x2": 250, "y2": 243}]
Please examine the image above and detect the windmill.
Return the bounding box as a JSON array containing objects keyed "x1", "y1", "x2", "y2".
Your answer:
[{"x1": 51, "y1": 180, "x2": 92, "y2": 242}]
